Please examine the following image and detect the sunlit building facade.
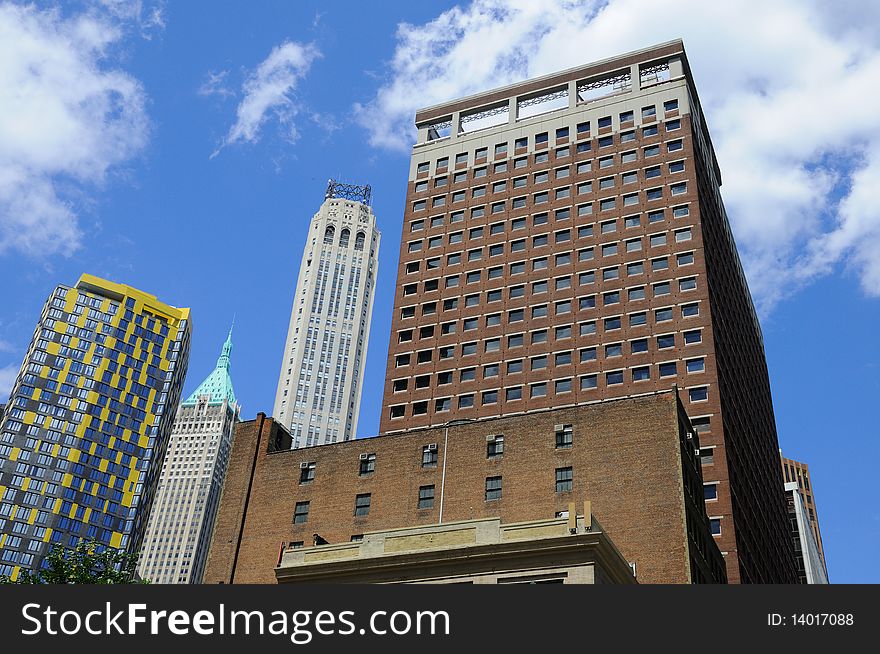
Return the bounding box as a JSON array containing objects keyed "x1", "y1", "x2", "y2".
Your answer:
[
  {"x1": 0, "y1": 274, "x2": 190, "y2": 579},
  {"x1": 138, "y1": 328, "x2": 239, "y2": 583},
  {"x1": 272, "y1": 181, "x2": 381, "y2": 448}
]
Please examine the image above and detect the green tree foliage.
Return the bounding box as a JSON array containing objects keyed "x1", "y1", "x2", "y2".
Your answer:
[{"x1": 0, "y1": 540, "x2": 148, "y2": 584}]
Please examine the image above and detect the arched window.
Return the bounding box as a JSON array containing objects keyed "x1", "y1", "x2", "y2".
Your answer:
[
  {"x1": 355, "y1": 232, "x2": 365, "y2": 250},
  {"x1": 339, "y1": 228, "x2": 350, "y2": 248},
  {"x1": 323, "y1": 225, "x2": 335, "y2": 244}
]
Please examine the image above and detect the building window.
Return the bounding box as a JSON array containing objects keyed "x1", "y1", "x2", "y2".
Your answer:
[
  {"x1": 699, "y1": 447, "x2": 715, "y2": 465},
  {"x1": 299, "y1": 462, "x2": 316, "y2": 484},
  {"x1": 687, "y1": 358, "x2": 705, "y2": 373},
  {"x1": 487, "y1": 435, "x2": 504, "y2": 457},
  {"x1": 580, "y1": 374, "x2": 598, "y2": 390},
  {"x1": 354, "y1": 494, "x2": 371, "y2": 517},
  {"x1": 684, "y1": 329, "x2": 702, "y2": 344},
  {"x1": 418, "y1": 485, "x2": 435, "y2": 510},
  {"x1": 704, "y1": 483, "x2": 718, "y2": 501},
  {"x1": 555, "y1": 424, "x2": 573, "y2": 448},
  {"x1": 357, "y1": 453, "x2": 376, "y2": 476},
  {"x1": 689, "y1": 387, "x2": 709, "y2": 402},
  {"x1": 556, "y1": 467, "x2": 573, "y2": 493},
  {"x1": 659, "y1": 362, "x2": 677, "y2": 377},
  {"x1": 422, "y1": 444, "x2": 438, "y2": 467},
  {"x1": 710, "y1": 518, "x2": 721, "y2": 535},
  {"x1": 485, "y1": 476, "x2": 502, "y2": 501},
  {"x1": 293, "y1": 502, "x2": 310, "y2": 524}
]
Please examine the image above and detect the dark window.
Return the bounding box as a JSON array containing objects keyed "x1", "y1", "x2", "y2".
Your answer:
[
  {"x1": 487, "y1": 435, "x2": 504, "y2": 457},
  {"x1": 485, "y1": 476, "x2": 502, "y2": 501},
  {"x1": 359, "y1": 453, "x2": 376, "y2": 475},
  {"x1": 354, "y1": 493, "x2": 371, "y2": 517},
  {"x1": 299, "y1": 462, "x2": 315, "y2": 484},
  {"x1": 556, "y1": 467, "x2": 573, "y2": 492},
  {"x1": 704, "y1": 484, "x2": 718, "y2": 501},
  {"x1": 555, "y1": 424, "x2": 573, "y2": 448},
  {"x1": 293, "y1": 501, "x2": 310, "y2": 524},
  {"x1": 422, "y1": 444, "x2": 438, "y2": 467},
  {"x1": 418, "y1": 485, "x2": 435, "y2": 510}
]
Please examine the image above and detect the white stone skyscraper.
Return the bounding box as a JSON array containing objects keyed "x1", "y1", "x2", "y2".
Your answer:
[
  {"x1": 273, "y1": 181, "x2": 380, "y2": 448},
  {"x1": 138, "y1": 327, "x2": 239, "y2": 583}
]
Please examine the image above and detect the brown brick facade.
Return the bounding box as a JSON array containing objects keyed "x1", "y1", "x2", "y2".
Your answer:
[
  {"x1": 204, "y1": 390, "x2": 725, "y2": 584},
  {"x1": 376, "y1": 40, "x2": 796, "y2": 583}
]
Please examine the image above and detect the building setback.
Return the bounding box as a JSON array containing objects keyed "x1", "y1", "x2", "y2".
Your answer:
[
  {"x1": 780, "y1": 452, "x2": 827, "y2": 576},
  {"x1": 275, "y1": 513, "x2": 637, "y2": 584},
  {"x1": 784, "y1": 481, "x2": 828, "y2": 584},
  {"x1": 0, "y1": 274, "x2": 190, "y2": 579},
  {"x1": 138, "y1": 327, "x2": 240, "y2": 584},
  {"x1": 204, "y1": 390, "x2": 726, "y2": 585},
  {"x1": 378, "y1": 40, "x2": 795, "y2": 583},
  {"x1": 272, "y1": 180, "x2": 381, "y2": 448}
]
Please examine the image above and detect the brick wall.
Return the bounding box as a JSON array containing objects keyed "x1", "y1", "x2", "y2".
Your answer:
[{"x1": 204, "y1": 390, "x2": 724, "y2": 584}]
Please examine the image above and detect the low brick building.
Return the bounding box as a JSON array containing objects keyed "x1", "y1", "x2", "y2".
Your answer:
[{"x1": 204, "y1": 389, "x2": 725, "y2": 584}]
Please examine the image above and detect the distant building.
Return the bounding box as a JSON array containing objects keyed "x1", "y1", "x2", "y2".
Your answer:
[
  {"x1": 276, "y1": 511, "x2": 636, "y2": 584},
  {"x1": 138, "y1": 327, "x2": 240, "y2": 583},
  {"x1": 784, "y1": 481, "x2": 828, "y2": 584},
  {"x1": 0, "y1": 274, "x2": 190, "y2": 579},
  {"x1": 779, "y1": 450, "x2": 828, "y2": 584},
  {"x1": 379, "y1": 39, "x2": 795, "y2": 583},
  {"x1": 780, "y1": 452, "x2": 828, "y2": 582},
  {"x1": 272, "y1": 180, "x2": 381, "y2": 448},
  {"x1": 205, "y1": 389, "x2": 725, "y2": 584}
]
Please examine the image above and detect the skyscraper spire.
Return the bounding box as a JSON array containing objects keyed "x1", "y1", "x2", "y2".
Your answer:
[
  {"x1": 184, "y1": 324, "x2": 237, "y2": 406},
  {"x1": 216, "y1": 319, "x2": 234, "y2": 370}
]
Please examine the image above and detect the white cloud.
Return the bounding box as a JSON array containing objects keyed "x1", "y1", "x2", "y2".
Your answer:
[
  {"x1": 0, "y1": 363, "x2": 18, "y2": 402},
  {"x1": 96, "y1": 0, "x2": 166, "y2": 40},
  {"x1": 213, "y1": 41, "x2": 320, "y2": 156},
  {"x1": 0, "y1": 2, "x2": 149, "y2": 258},
  {"x1": 198, "y1": 69, "x2": 234, "y2": 99},
  {"x1": 357, "y1": 0, "x2": 880, "y2": 311}
]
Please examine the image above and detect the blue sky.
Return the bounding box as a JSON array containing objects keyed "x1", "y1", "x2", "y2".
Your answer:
[{"x1": 1, "y1": 0, "x2": 878, "y2": 583}]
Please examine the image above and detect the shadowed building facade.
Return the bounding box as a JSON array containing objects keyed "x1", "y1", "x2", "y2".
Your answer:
[
  {"x1": 377, "y1": 40, "x2": 795, "y2": 583},
  {"x1": 138, "y1": 327, "x2": 240, "y2": 584}
]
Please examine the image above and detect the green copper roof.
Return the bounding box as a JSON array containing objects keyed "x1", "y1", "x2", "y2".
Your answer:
[{"x1": 182, "y1": 324, "x2": 237, "y2": 407}]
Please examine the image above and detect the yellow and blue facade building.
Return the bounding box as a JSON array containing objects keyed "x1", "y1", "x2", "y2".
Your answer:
[{"x1": 0, "y1": 274, "x2": 190, "y2": 580}]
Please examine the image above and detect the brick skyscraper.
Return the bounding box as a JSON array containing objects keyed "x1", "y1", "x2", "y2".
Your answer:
[
  {"x1": 780, "y1": 452, "x2": 826, "y2": 574},
  {"x1": 378, "y1": 41, "x2": 796, "y2": 583}
]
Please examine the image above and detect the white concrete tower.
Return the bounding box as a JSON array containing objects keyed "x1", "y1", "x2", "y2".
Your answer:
[
  {"x1": 273, "y1": 180, "x2": 380, "y2": 448},
  {"x1": 138, "y1": 327, "x2": 240, "y2": 583}
]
